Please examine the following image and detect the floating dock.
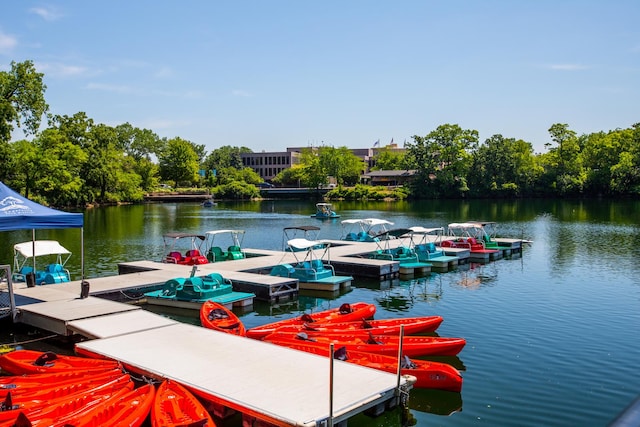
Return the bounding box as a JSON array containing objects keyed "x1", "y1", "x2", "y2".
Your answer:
[{"x1": 7, "y1": 283, "x2": 413, "y2": 426}]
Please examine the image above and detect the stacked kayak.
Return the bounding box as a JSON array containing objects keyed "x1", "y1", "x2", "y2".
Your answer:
[
  {"x1": 248, "y1": 315, "x2": 444, "y2": 339},
  {"x1": 263, "y1": 331, "x2": 466, "y2": 357},
  {"x1": 245, "y1": 302, "x2": 376, "y2": 339}
]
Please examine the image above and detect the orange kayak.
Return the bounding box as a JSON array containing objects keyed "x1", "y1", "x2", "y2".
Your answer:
[
  {"x1": 0, "y1": 374, "x2": 133, "y2": 425},
  {"x1": 152, "y1": 379, "x2": 216, "y2": 427},
  {"x1": 68, "y1": 383, "x2": 156, "y2": 427},
  {"x1": 0, "y1": 349, "x2": 121, "y2": 375},
  {"x1": 264, "y1": 331, "x2": 466, "y2": 357},
  {"x1": 280, "y1": 342, "x2": 463, "y2": 392},
  {"x1": 253, "y1": 316, "x2": 444, "y2": 338},
  {"x1": 246, "y1": 302, "x2": 376, "y2": 340},
  {"x1": 1, "y1": 370, "x2": 129, "y2": 401},
  {"x1": 0, "y1": 367, "x2": 124, "y2": 397},
  {"x1": 200, "y1": 301, "x2": 246, "y2": 336}
]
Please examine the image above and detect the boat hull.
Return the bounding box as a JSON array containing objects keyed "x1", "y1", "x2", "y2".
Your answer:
[
  {"x1": 200, "y1": 301, "x2": 246, "y2": 336},
  {"x1": 0, "y1": 349, "x2": 121, "y2": 375},
  {"x1": 246, "y1": 302, "x2": 376, "y2": 340},
  {"x1": 152, "y1": 379, "x2": 216, "y2": 427},
  {"x1": 264, "y1": 332, "x2": 466, "y2": 357}
]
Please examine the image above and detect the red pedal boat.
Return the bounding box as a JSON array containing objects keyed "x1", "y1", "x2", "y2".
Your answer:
[
  {"x1": 264, "y1": 331, "x2": 466, "y2": 357},
  {"x1": 246, "y1": 302, "x2": 376, "y2": 340},
  {"x1": 256, "y1": 315, "x2": 444, "y2": 338},
  {"x1": 0, "y1": 349, "x2": 121, "y2": 375},
  {"x1": 200, "y1": 301, "x2": 246, "y2": 336},
  {"x1": 152, "y1": 379, "x2": 216, "y2": 427},
  {"x1": 279, "y1": 342, "x2": 463, "y2": 392}
]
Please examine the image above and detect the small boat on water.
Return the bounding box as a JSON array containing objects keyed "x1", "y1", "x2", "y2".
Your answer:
[
  {"x1": 341, "y1": 218, "x2": 394, "y2": 242},
  {"x1": 274, "y1": 342, "x2": 463, "y2": 392},
  {"x1": 144, "y1": 271, "x2": 255, "y2": 310},
  {"x1": 270, "y1": 237, "x2": 353, "y2": 290},
  {"x1": 201, "y1": 198, "x2": 217, "y2": 207},
  {"x1": 162, "y1": 232, "x2": 209, "y2": 265},
  {"x1": 152, "y1": 379, "x2": 216, "y2": 427},
  {"x1": 204, "y1": 229, "x2": 246, "y2": 262},
  {"x1": 200, "y1": 300, "x2": 246, "y2": 336},
  {"x1": 408, "y1": 226, "x2": 460, "y2": 271},
  {"x1": 368, "y1": 228, "x2": 432, "y2": 275},
  {"x1": 0, "y1": 349, "x2": 121, "y2": 375},
  {"x1": 11, "y1": 240, "x2": 72, "y2": 286},
  {"x1": 264, "y1": 331, "x2": 466, "y2": 357},
  {"x1": 245, "y1": 302, "x2": 376, "y2": 340},
  {"x1": 311, "y1": 202, "x2": 340, "y2": 219},
  {"x1": 444, "y1": 223, "x2": 502, "y2": 262},
  {"x1": 262, "y1": 315, "x2": 444, "y2": 336}
]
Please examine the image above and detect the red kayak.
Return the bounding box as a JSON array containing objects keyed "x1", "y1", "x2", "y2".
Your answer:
[
  {"x1": 246, "y1": 302, "x2": 377, "y2": 340},
  {"x1": 68, "y1": 383, "x2": 156, "y2": 427},
  {"x1": 0, "y1": 349, "x2": 121, "y2": 375},
  {"x1": 264, "y1": 331, "x2": 466, "y2": 357},
  {"x1": 152, "y1": 379, "x2": 216, "y2": 427},
  {"x1": 0, "y1": 374, "x2": 133, "y2": 425},
  {"x1": 0, "y1": 367, "x2": 124, "y2": 396},
  {"x1": 1, "y1": 370, "x2": 129, "y2": 401},
  {"x1": 257, "y1": 316, "x2": 444, "y2": 338},
  {"x1": 200, "y1": 301, "x2": 246, "y2": 336},
  {"x1": 280, "y1": 342, "x2": 463, "y2": 392}
]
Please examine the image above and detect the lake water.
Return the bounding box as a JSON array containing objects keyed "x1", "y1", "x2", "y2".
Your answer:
[{"x1": 1, "y1": 199, "x2": 639, "y2": 427}]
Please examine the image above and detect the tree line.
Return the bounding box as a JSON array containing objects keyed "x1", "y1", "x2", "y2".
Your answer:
[{"x1": 2, "y1": 60, "x2": 639, "y2": 207}]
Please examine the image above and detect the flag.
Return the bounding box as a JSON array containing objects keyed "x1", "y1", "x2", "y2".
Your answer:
[
  {"x1": 373, "y1": 139, "x2": 380, "y2": 147},
  {"x1": 390, "y1": 138, "x2": 394, "y2": 145}
]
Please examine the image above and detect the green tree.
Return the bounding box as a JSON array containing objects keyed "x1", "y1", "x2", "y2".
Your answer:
[
  {"x1": 272, "y1": 165, "x2": 306, "y2": 187},
  {"x1": 468, "y1": 134, "x2": 541, "y2": 197},
  {"x1": 371, "y1": 147, "x2": 407, "y2": 171},
  {"x1": 318, "y1": 146, "x2": 364, "y2": 186},
  {"x1": 542, "y1": 123, "x2": 585, "y2": 195},
  {"x1": 202, "y1": 145, "x2": 252, "y2": 177},
  {"x1": 406, "y1": 124, "x2": 478, "y2": 197},
  {"x1": 158, "y1": 137, "x2": 200, "y2": 186},
  {"x1": 0, "y1": 60, "x2": 49, "y2": 143}
]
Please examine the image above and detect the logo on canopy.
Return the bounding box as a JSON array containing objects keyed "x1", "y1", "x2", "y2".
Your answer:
[{"x1": 0, "y1": 196, "x2": 32, "y2": 215}]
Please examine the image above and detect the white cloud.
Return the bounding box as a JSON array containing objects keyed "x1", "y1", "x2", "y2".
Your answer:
[
  {"x1": 37, "y1": 62, "x2": 88, "y2": 77},
  {"x1": 29, "y1": 6, "x2": 63, "y2": 22},
  {"x1": 153, "y1": 67, "x2": 174, "y2": 78},
  {"x1": 0, "y1": 30, "x2": 18, "y2": 54}
]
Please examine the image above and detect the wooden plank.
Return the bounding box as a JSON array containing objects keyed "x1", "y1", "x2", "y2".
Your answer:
[
  {"x1": 67, "y1": 310, "x2": 177, "y2": 339},
  {"x1": 76, "y1": 323, "x2": 410, "y2": 427},
  {"x1": 17, "y1": 296, "x2": 140, "y2": 336}
]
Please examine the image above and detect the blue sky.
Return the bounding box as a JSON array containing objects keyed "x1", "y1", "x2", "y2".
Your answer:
[{"x1": 2, "y1": 1, "x2": 639, "y2": 154}]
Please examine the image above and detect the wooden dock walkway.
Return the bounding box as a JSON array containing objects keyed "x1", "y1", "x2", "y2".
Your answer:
[
  {"x1": 9, "y1": 283, "x2": 412, "y2": 426},
  {"x1": 76, "y1": 322, "x2": 413, "y2": 427}
]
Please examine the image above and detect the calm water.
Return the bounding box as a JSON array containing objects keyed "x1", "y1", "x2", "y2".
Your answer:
[{"x1": 1, "y1": 199, "x2": 640, "y2": 427}]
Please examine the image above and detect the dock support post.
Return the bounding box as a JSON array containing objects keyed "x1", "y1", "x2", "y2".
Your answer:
[{"x1": 329, "y1": 343, "x2": 334, "y2": 427}]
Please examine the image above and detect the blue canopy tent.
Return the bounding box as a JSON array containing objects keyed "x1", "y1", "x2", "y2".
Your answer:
[{"x1": 0, "y1": 181, "x2": 85, "y2": 283}]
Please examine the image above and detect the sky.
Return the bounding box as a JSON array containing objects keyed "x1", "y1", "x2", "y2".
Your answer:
[{"x1": 1, "y1": 1, "x2": 639, "y2": 155}]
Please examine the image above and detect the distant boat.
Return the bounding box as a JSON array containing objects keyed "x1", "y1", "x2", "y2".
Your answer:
[
  {"x1": 311, "y1": 202, "x2": 340, "y2": 219},
  {"x1": 202, "y1": 199, "x2": 217, "y2": 207}
]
